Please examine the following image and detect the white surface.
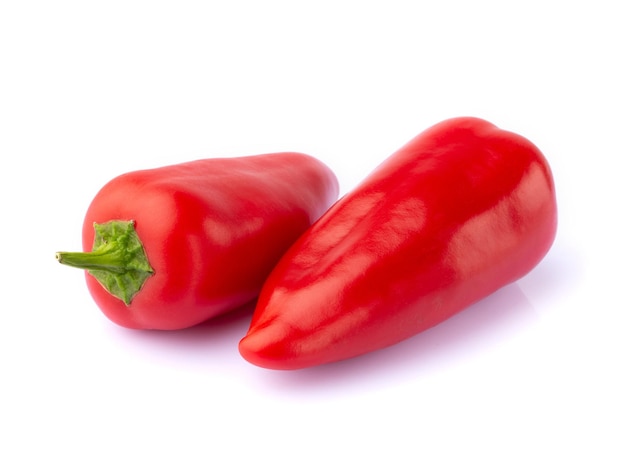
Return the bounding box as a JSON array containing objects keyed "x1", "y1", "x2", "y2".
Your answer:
[{"x1": 1, "y1": 1, "x2": 624, "y2": 452}]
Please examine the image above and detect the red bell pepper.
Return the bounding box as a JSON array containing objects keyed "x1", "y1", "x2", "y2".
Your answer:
[
  {"x1": 56, "y1": 152, "x2": 339, "y2": 330},
  {"x1": 239, "y1": 117, "x2": 558, "y2": 369}
]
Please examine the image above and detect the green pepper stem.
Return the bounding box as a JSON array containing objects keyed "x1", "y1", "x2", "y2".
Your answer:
[
  {"x1": 56, "y1": 220, "x2": 154, "y2": 306},
  {"x1": 55, "y1": 245, "x2": 127, "y2": 273}
]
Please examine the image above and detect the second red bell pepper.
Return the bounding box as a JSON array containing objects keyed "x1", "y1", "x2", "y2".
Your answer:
[
  {"x1": 239, "y1": 117, "x2": 558, "y2": 369},
  {"x1": 56, "y1": 152, "x2": 339, "y2": 330}
]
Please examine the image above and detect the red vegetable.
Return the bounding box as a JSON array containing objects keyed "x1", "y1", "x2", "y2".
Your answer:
[
  {"x1": 56, "y1": 152, "x2": 338, "y2": 330},
  {"x1": 239, "y1": 117, "x2": 557, "y2": 369}
]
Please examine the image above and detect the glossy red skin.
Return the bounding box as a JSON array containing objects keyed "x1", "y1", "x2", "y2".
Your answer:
[
  {"x1": 239, "y1": 118, "x2": 558, "y2": 369},
  {"x1": 82, "y1": 152, "x2": 339, "y2": 330}
]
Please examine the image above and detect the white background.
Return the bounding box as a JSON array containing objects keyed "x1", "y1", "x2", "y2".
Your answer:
[{"x1": 2, "y1": 1, "x2": 624, "y2": 452}]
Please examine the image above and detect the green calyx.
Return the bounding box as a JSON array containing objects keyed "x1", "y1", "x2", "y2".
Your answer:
[{"x1": 56, "y1": 220, "x2": 154, "y2": 306}]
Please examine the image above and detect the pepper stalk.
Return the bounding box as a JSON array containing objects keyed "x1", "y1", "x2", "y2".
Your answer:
[{"x1": 56, "y1": 220, "x2": 154, "y2": 306}]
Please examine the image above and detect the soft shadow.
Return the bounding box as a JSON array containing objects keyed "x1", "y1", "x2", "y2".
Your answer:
[
  {"x1": 516, "y1": 238, "x2": 584, "y2": 305},
  {"x1": 251, "y1": 283, "x2": 538, "y2": 393},
  {"x1": 107, "y1": 302, "x2": 256, "y2": 370}
]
